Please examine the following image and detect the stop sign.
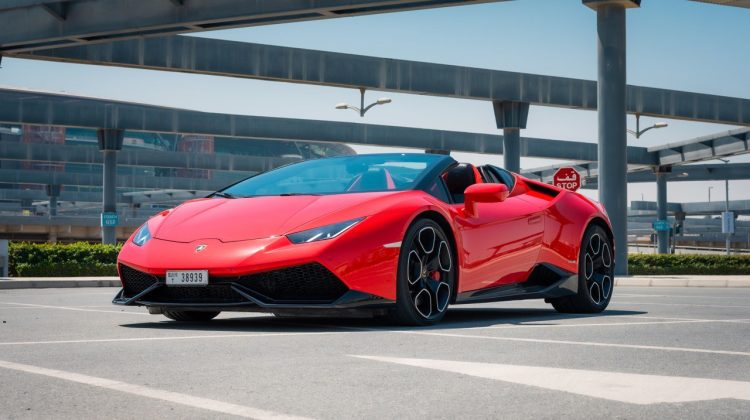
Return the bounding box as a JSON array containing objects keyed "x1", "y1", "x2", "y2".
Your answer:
[{"x1": 553, "y1": 167, "x2": 581, "y2": 191}]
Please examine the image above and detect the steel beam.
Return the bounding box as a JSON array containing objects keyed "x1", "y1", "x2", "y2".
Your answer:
[
  {"x1": 690, "y1": 0, "x2": 750, "y2": 9},
  {"x1": 578, "y1": 163, "x2": 750, "y2": 188},
  {"x1": 650, "y1": 128, "x2": 750, "y2": 166},
  {"x1": 0, "y1": 87, "x2": 657, "y2": 163},
  {"x1": 631, "y1": 199, "x2": 750, "y2": 215},
  {"x1": 0, "y1": 0, "x2": 509, "y2": 52},
  {"x1": 13, "y1": 36, "x2": 750, "y2": 126}
]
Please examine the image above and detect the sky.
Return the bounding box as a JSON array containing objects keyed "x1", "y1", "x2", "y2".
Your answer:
[{"x1": 1, "y1": 0, "x2": 748, "y2": 205}]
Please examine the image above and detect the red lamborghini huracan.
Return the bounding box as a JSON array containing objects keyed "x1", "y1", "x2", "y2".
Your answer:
[{"x1": 114, "y1": 153, "x2": 614, "y2": 325}]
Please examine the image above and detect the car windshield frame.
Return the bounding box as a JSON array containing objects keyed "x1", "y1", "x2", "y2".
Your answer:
[{"x1": 217, "y1": 153, "x2": 453, "y2": 198}]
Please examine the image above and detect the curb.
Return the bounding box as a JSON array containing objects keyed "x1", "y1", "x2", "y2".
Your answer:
[
  {"x1": 0, "y1": 278, "x2": 120, "y2": 290},
  {"x1": 615, "y1": 277, "x2": 750, "y2": 288}
]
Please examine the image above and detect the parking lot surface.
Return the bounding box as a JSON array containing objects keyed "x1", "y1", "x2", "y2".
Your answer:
[{"x1": 1, "y1": 286, "x2": 749, "y2": 419}]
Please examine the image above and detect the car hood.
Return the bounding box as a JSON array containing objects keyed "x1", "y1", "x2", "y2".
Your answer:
[{"x1": 152, "y1": 192, "x2": 401, "y2": 243}]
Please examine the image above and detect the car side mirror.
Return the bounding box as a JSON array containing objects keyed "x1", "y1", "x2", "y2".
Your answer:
[{"x1": 463, "y1": 183, "x2": 509, "y2": 218}]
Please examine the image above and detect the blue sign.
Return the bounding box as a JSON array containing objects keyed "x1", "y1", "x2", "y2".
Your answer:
[
  {"x1": 652, "y1": 219, "x2": 671, "y2": 232},
  {"x1": 101, "y1": 212, "x2": 119, "y2": 227}
]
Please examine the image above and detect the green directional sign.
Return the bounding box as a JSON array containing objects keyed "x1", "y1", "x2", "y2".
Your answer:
[
  {"x1": 652, "y1": 219, "x2": 671, "y2": 232},
  {"x1": 101, "y1": 212, "x2": 119, "y2": 227}
]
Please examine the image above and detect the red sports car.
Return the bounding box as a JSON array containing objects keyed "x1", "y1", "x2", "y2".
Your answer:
[{"x1": 114, "y1": 153, "x2": 614, "y2": 325}]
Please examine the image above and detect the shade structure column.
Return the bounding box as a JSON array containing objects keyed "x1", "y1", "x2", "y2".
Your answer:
[
  {"x1": 97, "y1": 129, "x2": 124, "y2": 245},
  {"x1": 654, "y1": 166, "x2": 671, "y2": 254},
  {"x1": 45, "y1": 184, "x2": 60, "y2": 218},
  {"x1": 492, "y1": 100, "x2": 529, "y2": 174},
  {"x1": 584, "y1": 0, "x2": 640, "y2": 276}
]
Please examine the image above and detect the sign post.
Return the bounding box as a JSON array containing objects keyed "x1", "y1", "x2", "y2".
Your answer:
[{"x1": 553, "y1": 167, "x2": 581, "y2": 191}]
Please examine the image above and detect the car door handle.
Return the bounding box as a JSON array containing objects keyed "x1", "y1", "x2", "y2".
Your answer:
[{"x1": 528, "y1": 215, "x2": 542, "y2": 225}]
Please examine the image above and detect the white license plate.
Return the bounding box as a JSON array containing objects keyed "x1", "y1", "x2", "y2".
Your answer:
[{"x1": 166, "y1": 270, "x2": 209, "y2": 287}]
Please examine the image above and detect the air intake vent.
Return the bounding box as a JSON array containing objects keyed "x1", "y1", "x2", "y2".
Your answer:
[
  {"x1": 235, "y1": 263, "x2": 348, "y2": 303},
  {"x1": 119, "y1": 264, "x2": 158, "y2": 298}
]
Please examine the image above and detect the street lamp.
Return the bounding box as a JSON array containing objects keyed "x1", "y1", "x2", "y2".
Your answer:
[
  {"x1": 335, "y1": 88, "x2": 392, "y2": 117},
  {"x1": 717, "y1": 157, "x2": 731, "y2": 255},
  {"x1": 627, "y1": 114, "x2": 668, "y2": 139}
]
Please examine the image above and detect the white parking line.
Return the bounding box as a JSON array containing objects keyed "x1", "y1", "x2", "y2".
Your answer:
[
  {"x1": 0, "y1": 331, "x2": 350, "y2": 346},
  {"x1": 399, "y1": 331, "x2": 750, "y2": 356},
  {"x1": 617, "y1": 293, "x2": 750, "y2": 300},
  {"x1": 612, "y1": 301, "x2": 750, "y2": 308},
  {"x1": 626, "y1": 315, "x2": 750, "y2": 323},
  {"x1": 0, "y1": 302, "x2": 148, "y2": 315},
  {"x1": 353, "y1": 355, "x2": 750, "y2": 405},
  {"x1": 473, "y1": 319, "x2": 736, "y2": 330},
  {"x1": 0, "y1": 359, "x2": 313, "y2": 420}
]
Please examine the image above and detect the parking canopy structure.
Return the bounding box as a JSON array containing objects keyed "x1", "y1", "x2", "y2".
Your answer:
[{"x1": 0, "y1": 0, "x2": 748, "y2": 272}]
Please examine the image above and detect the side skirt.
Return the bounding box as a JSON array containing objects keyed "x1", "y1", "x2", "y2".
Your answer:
[{"x1": 454, "y1": 264, "x2": 578, "y2": 305}]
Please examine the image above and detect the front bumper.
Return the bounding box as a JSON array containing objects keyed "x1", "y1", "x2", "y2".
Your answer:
[{"x1": 113, "y1": 263, "x2": 393, "y2": 311}]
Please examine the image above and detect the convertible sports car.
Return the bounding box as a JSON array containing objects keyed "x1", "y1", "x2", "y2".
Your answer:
[{"x1": 114, "y1": 153, "x2": 614, "y2": 325}]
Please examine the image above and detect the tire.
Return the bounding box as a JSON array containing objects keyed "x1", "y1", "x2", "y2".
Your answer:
[
  {"x1": 389, "y1": 219, "x2": 456, "y2": 326},
  {"x1": 551, "y1": 224, "x2": 614, "y2": 313},
  {"x1": 163, "y1": 310, "x2": 220, "y2": 322}
]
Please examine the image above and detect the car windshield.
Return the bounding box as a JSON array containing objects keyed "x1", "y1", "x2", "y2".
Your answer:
[{"x1": 221, "y1": 154, "x2": 443, "y2": 197}]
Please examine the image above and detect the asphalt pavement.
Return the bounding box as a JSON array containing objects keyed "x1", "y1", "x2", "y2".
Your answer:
[{"x1": 1, "y1": 286, "x2": 749, "y2": 419}]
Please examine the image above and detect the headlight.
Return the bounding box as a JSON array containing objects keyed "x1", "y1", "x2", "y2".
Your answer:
[
  {"x1": 287, "y1": 218, "x2": 364, "y2": 244},
  {"x1": 132, "y1": 223, "x2": 152, "y2": 246}
]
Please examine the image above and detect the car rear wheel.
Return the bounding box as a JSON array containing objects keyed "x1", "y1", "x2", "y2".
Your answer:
[
  {"x1": 390, "y1": 219, "x2": 455, "y2": 326},
  {"x1": 551, "y1": 225, "x2": 614, "y2": 313},
  {"x1": 163, "y1": 310, "x2": 220, "y2": 322}
]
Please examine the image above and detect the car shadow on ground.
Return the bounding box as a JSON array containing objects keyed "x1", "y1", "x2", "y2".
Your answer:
[{"x1": 119, "y1": 307, "x2": 648, "y2": 333}]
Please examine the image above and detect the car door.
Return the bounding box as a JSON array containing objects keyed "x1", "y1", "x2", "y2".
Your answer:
[{"x1": 450, "y1": 166, "x2": 545, "y2": 293}]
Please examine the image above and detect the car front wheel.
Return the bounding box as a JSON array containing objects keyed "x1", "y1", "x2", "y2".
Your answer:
[{"x1": 389, "y1": 219, "x2": 455, "y2": 326}]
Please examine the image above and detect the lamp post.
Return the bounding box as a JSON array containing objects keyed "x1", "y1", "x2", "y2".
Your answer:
[
  {"x1": 336, "y1": 88, "x2": 392, "y2": 117},
  {"x1": 627, "y1": 114, "x2": 668, "y2": 139},
  {"x1": 717, "y1": 158, "x2": 731, "y2": 255}
]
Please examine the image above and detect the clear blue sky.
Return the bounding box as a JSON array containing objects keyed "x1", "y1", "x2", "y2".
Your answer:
[{"x1": 1, "y1": 0, "x2": 748, "y2": 204}]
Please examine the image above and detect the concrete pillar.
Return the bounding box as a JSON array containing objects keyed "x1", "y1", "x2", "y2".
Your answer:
[
  {"x1": 584, "y1": 0, "x2": 640, "y2": 276},
  {"x1": 502, "y1": 128, "x2": 520, "y2": 174},
  {"x1": 97, "y1": 128, "x2": 124, "y2": 245},
  {"x1": 492, "y1": 100, "x2": 529, "y2": 174},
  {"x1": 45, "y1": 184, "x2": 60, "y2": 217},
  {"x1": 654, "y1": 167, "x2": 670, "y2": 254}
]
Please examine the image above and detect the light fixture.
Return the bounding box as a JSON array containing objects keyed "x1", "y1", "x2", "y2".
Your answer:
[{"x1": 335, "y1": 88, "x2": 392, "y2": 117}]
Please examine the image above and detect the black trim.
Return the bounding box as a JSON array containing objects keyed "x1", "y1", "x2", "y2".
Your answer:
[
  {"x1": 455, "y1": 263, "x2": 577, "y2": 304},
  {"x1": 113, "y1": 287, "x2": 392, "y2": 311},
  {"x1": 113, "y1": 263, "x2": 394, "y2": 312}
]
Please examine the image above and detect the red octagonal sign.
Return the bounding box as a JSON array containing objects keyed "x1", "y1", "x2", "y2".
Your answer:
[{"x1": 553, "y1": 167, "x2": 581, "y2": 191}]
